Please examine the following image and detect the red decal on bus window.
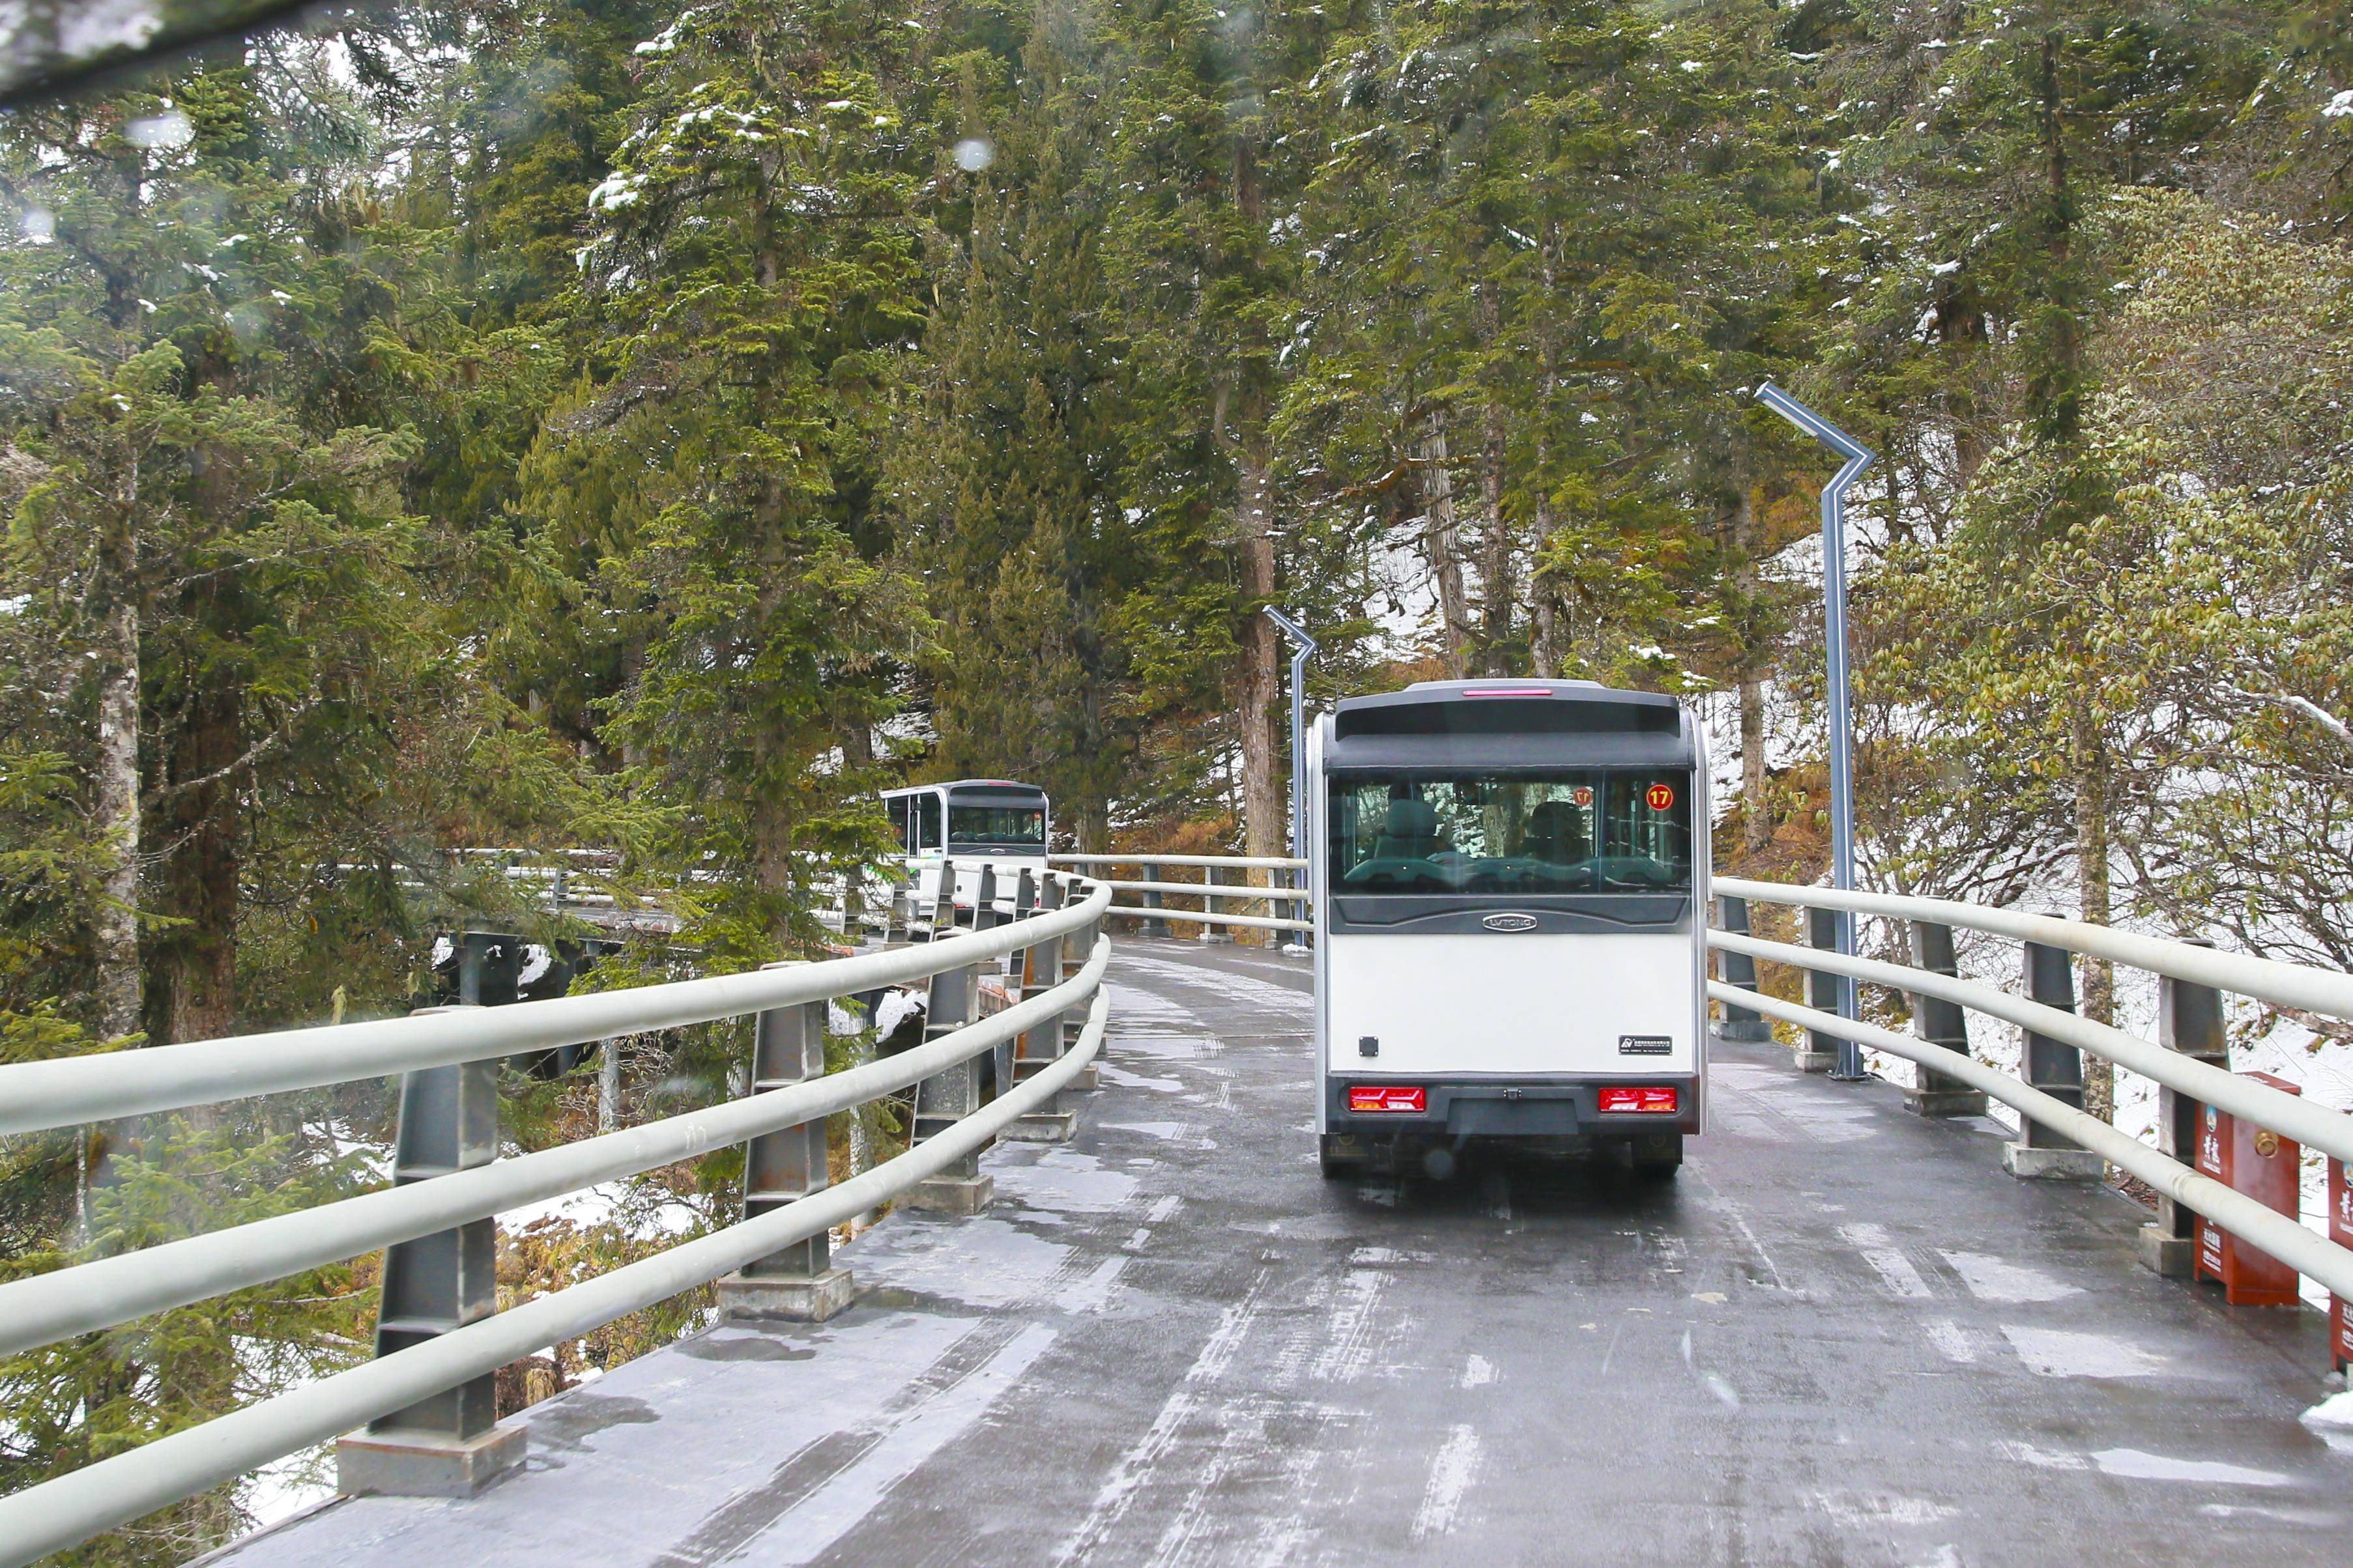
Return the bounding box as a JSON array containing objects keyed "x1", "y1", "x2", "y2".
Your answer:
[
  {"x1": 1645, "y1": 783, "x2": 1676, "y2": 811},
  {"x1": 1572, "y1": 786, "x2": 1593, "y2": 808}
]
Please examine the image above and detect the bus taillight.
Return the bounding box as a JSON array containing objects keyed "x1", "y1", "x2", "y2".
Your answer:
[
  {"x1": 1349, "y1": 1086, "x2": 1427, "y2": 1113},
  {"x1": 1598, "y1": 1087, "x2": 1679, "y2": 1115}
]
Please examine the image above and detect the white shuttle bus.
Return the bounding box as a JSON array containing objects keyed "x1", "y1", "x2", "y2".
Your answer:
[
  {"x1": 881, "y1": 779, "x2": 1051, "y2": 915},
  {"x1": 1310, "y1": 680, "x2": 1709, "y2": 1179}
]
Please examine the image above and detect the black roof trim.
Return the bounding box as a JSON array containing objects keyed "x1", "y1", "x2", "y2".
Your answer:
[{"x1": 1333, "y1": 681, "x2": 1683, "y2": 742}]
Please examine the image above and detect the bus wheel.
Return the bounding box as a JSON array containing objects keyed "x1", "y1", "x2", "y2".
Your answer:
[
  {"x1": 1318, "y1": 1135, "x2": 1360, "y2": 1179},
  {"x1": 1630, "y1": 1132, "x2": 1683, "y2": 1180}
]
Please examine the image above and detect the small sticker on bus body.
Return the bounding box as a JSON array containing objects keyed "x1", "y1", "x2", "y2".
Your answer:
[{"x1": 1619, "y1": 1036, "x2": 1673, "y2": 1055}]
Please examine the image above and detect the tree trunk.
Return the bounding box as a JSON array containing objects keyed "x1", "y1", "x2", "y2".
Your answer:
[
  {"x1": 2073, "y1": 711, "x2": 2115, "y2": 1123},
  {"x1": 1074, "y1": 798, "x2": 1109, "y2": 856},
  {"x1": 1739, "y1": 679, "x2": 1770, "y2": 861},
  {"x1": 1235, "y1": 435, "x2": 1283, "y2": 866},
  {"x1": 1732, "y1": 487, "x2": 1771, "y2": 859},
  {"x1": 93, "y1": 480, "x2": 143, "y2": 1048},
  {"x1": 151, "y1": 677, "x2": 240, "y2": 1046},
  {"x1": 1420, "y1": 412, "x2": 1471, "y2": 677},
  {"x1": 1477, "y1": 397, "x2": 1513, "y2": 676},
  {"x1": 2034, "y1": 29, "x2": 2081, "y2": 442},
  {"x1": 1529, "y1": 237, "x2": 1563, "y2": 680}
]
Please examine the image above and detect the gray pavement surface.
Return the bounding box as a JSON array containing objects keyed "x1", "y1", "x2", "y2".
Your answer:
[{"x1": 214, "y1": 939, "x2": 2350, "y2": 1566}]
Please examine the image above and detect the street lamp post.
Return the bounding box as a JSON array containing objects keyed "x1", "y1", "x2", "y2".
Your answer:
[
  {"x1": 1263, "y1": 607, "x2": 1319, "y2": 943},
  {"x1": 1752, "y1": 382, "x2": 1875, "y2": 1080}
]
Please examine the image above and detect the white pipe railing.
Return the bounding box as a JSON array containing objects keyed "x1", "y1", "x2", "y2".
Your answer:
[
  {"x1": 0, "y1": 991, "x2": 1110, "y2": 1568},
  {"x1": 1713, "y1": 878, "x2": 2353, "y2": 1321},
  {"x1": 0, "y1": 880, "x2": 1106, "y2": 1135},
  {"x1": 1714, "y1": 875, "x2": 2353, "y2": 1026},
  {"x1": 1712, "y1": 980, "x2": 2353, "y2": 1302},
  {"x1": 0, "y1": 875, "x2": 1112, "y2": 1568},
  {"x1": 0, "y1": 943, "x2": 1110, "y2": 1360},
  {"x1": 1711, "y1": 928, "x2": 2353, "y2": 1166},
  {"x1": 1105, "y1": 904, "x2": 1313, "y2": 933},
  {"x1": 1052, "y1": 853, "x2": 1307, "y2": 870},
  {"x1": 1056, "y1": 853, "x2": 1310, "y2": 935}
]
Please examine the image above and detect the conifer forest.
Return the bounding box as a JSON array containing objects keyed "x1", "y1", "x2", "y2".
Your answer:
[{"x1": 2, "y1": 1, "x2": 2352, "y2": 1558}]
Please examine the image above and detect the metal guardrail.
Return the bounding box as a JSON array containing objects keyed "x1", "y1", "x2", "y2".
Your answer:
[
  {"x1": 1711, "y1": 979, "x2": 2353, "y2": 1300},
  {"x1": 0, "y1": 879, "x2": 1103, "y2": 1137},
  {"x1": 0, "y1": 874, "x2": 1112, "y2": 1568},
  {"x1": 1712, "y1": 878, "x2": 2353, "y2": 1312},
  {"x1": 1052, "y1": 853, "x2": 1313, "y2": 935},
  {"x1": 1714, "y1": 876, "x2": 2353, "y2": 1025}
]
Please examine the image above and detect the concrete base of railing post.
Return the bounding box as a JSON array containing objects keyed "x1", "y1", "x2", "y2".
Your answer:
[
  {"x1": 1198, "y1": 930, "x2": 1233, "y2": 945},
  {"x1": 1716, "y1": 1020, "x2": 1773, "y2": 1043},
  {"x1": 715, "y1": 1266, "x2": 857, "y2": 1323},
  {"x1": 1002, "y1": 1107, "x2": 1078, "y2": 1143},
  {"x1": 2135, "y1": 1223, "x2": 2197, "y2": 1279},
  {"x1": 336, "y1": 1420, "x2": 525, "y2": 1499},
  {"x1": 2002, "y1": 1143, "x2": 2103, "y2": 1180},
  {"x1": 1904, "y1": 1084, "x2": 1989, "y2": 1118},
  {"x1": 905, "y1": 1173, "x2": 994, "y2": 1214},
  {"x1": 1791, "y1": 1043, "x2": 1838, "y2": 1074}
]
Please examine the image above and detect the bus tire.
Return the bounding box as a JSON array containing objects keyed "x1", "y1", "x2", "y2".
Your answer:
[{"x1": 1630, "y1": 1132, "x2": 1683, "y2": 1179}]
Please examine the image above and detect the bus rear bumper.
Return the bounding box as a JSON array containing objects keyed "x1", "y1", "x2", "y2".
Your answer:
[{"x1": 1322, "y1": 1075, "x2": 1702, "y2": 1137}]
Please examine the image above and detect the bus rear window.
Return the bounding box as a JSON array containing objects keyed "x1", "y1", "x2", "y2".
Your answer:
[
  {"x1": 949, "y1": 805, "x2": 1046, "y2": 847},
  {"x1": 1327, "y1": 773, "x2": 1691, "y2": 894}
]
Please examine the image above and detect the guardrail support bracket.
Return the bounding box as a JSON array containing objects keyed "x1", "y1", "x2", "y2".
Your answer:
[
  {"x1": 1004, "y1": 921, "x2": 1078, "y2": 1143},
  {"x1": 1712, "y1": 896, "x2": 1774, "y2": 1042},
  {"x1": 339, "y1": 1010, "x2": 523, "y2": 1496},
  {"x1": 2004, "y1": 942, "x2": 2103, "y2": 1180},
  {"x1": 2140, "y1": 959, "x2": 2229, "y2": 1276},
  {"x1": 909, "y1": 964, "x2": 995, "y2": 1214},
  {"x1": 1795, "y1": 909, "x2": 1842, "y2": 1072},
  {"x1": 1905, "y1": 920, "x2": 1989, "y2": 1117},
  {"x1": 719, "y1": 988, "x2": 857, "y2": 1322}
]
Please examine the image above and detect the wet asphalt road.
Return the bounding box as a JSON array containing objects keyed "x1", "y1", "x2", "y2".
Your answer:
[{"x1": 215, "y1": 939, "x2": 2348, "y2": 1567}]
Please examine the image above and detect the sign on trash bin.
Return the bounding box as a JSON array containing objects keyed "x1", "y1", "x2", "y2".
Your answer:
[{"x1": 2193, "y1": 1072, "x2": 2303, "y2": 1307}]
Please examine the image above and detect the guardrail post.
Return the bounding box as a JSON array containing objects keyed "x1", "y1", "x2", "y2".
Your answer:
[
  {"x1": 974, "y1": 863, "x2": 1001, "y2": 933},
  {"x1": 1795, "y1": 907, "x2": 1841, "y2": 1073},
  {"x1": 2139, "y1": 956, "x2": 2229, "y2": 1276},
  {"x1": 715, "y1": 977, "x2": 856, "y2": 1321},
  {"x1": 1061, "y1": 881, "x2": 1103, "y2": 1090},
  {"x1": 2004, "y1": 941, "x2": 2104, "y2": 1180},
  {"x1": 883, "y1": 876, "x2": 911, "y2": 946},
  {"x1": 1005, "y1": 891, "x2": 1078, "y2": 1143},
  {"x1": 1141, "y1": 885, "x2": 1170, "y2": 939},
  {"x1": 1197, "y1": 865, "x2": 1232, "y2": 945},
  {"x1": 925, "y1": 863, "x2": 956, "y2": 942},
  {"x1": 1713, "y1": 895, "x2": 1772, "y2": 1042},
  {"x1": 908, "y1": 962, "x2": 993, "y2": 1214},
  {"x1": 336, "y1": 1008, "x2": 523, "y2": 1497},
  {"x1": 1905, "y1": 920, "x2": 1989, "y2": 1117},
  {"x1": 1013, "y1": 867, "x2": 1037, "y2": 922}
]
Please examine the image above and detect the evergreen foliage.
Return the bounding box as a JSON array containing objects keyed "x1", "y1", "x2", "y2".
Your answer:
[{"x1": 2, "y1": 0, "x2": 2352, "y2": 1557}]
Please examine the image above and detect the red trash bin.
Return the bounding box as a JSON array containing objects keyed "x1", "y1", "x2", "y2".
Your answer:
[
  {"x1": 2331, "y1": 1154, "x2": 2351, "y2": 1371},
  {"x1": 2193, "y1": 1072, "x2": 2303, "y2": 1307}
]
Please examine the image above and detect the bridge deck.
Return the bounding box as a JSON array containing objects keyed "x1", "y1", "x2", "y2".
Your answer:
[{"x1": 218, "y1": 943, "x2": 2345, "y2": 1566}]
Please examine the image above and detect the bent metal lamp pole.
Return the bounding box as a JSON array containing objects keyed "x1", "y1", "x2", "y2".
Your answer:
[
  {"x1": 1752, "y1": 382, "x2": 1874, "y2": 1081},
  {"x1": 1263, "y1": 606, "x2": 1319, "y2": 945}
]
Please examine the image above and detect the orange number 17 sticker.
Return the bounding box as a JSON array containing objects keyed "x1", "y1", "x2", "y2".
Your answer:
[{"x1": 1645, "y1": 782, "x2": 1677, "y2": 812}]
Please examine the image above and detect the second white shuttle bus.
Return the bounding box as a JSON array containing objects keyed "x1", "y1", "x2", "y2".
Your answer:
[
  {"x1": 881, "y1": 779, "x2": 1051, "y2": 915},
  {"x1": 1310, "y1": 680, "x2": 1709, "y2": 1179}
]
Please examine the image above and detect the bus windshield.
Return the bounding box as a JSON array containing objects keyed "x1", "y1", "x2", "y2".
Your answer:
[
  {"x1": 1327, "y1": 772, "x2": 1691, "y2": 894},
  {"x1": 948, "y1": 804, "x2": 1047, "y2": 847}
]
